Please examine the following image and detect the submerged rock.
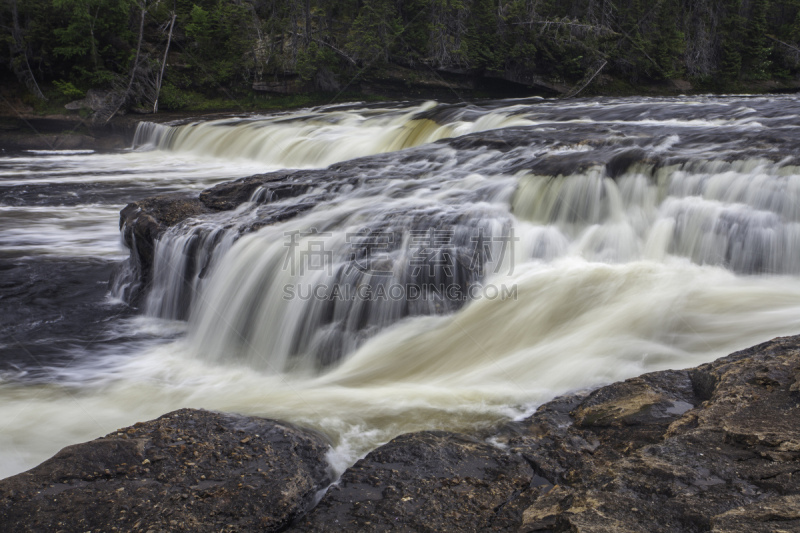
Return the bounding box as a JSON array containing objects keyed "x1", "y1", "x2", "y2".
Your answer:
[{"x1": 0, "y1": 409, "x2": 331, "y2": 532}]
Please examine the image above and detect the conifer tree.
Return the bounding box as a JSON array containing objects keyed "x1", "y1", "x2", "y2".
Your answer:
[
  {"x1": 652, "y1": 0, "x2": 685, "y2": 79},
  {"x1": 465, "y1": 0, "x2": 500, "y2": 70},
  {"x1": 719, "y1": 0, "x2": 745, "y2": 82},
  {"x1": 743, "y1": 0, "x2": 772, "y2": 79}
]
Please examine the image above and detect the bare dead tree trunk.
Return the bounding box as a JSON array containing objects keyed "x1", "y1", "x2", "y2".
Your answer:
[
  {"x1": 9, "y1": 0, "x2": 46, "y2": 101},
  {"x1": 153, "y1": 13, "x2": 176, "y2": 113},
  {"x1": 89, "y1": 7, "x2": 100, "y2": 69},
  {"x1": 291, "y1": 4, "x2": 299, "y2": 67},
  {"x1": 305, "y1": 0, "x2": 311, "y2": 45},
  {"x1": 248, "y1": 4, "x2": 270, "y2": 87},
  {"x1": 565, "y1": 59, "x2": 607, "y2": 98},
  {"x1": 127, "y1": 2, "x2": 147, "y2": 101},
  {"x1": 103, "y1": 0, "x2": 146, "y2": 123},
  {"x1": 428, "y1": 0, "x2": 469, "y2": 68},
  {"x1": 512, "y1": 19, "x2": 615, "y2": 38},
  {"x1": 767, "y1": 35, "x2": 800, "y2": 54}
]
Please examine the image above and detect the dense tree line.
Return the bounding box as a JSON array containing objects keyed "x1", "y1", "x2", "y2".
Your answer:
[{"x1": 2, "y1": 0, "x2": 800, "y2": 112}]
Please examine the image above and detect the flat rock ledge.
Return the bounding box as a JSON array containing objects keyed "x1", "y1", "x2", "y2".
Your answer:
[
  {"x1": 4, "y1": 335, "x2": 800, "y2": 532},
  {"x1": 114, "y1": 126, "x2": 688, "y2": 306}
]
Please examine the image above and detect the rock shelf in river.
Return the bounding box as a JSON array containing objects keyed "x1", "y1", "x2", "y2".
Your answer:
[{"x1": 3, "y1": 334, "x2": 800, "y2": 532}]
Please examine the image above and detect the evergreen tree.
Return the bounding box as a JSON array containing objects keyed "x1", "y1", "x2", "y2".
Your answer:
[
  {"x1": 346, "y1": 0, "x2": 401, "y2": 65},
  {"x1": 51, "y1": 0, "x2": 136, "y2": 85},
  {"x1": 3, "y1": 0, "x2": 800, "y2": 110},
  {"x1": 743, "y1": 0, "x2": 772, "y2": 79},
  {"x1": 652, "y1": 0, "x2": 685, "y2": 79},
  {"x1": 617, "y1": 0, "x2": 650, "y2": 79},
  {"x1": 719, "y1": 0, "x2": 746, "y2": 82},
  {"x1": 464, "y1": 0, "x2": 500, "y2": 70}
]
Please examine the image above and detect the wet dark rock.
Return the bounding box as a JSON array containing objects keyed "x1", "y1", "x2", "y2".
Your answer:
[
  {"x1": 114, "y1": 151, "x2": 423, "y2": 307},
  {"x1": 115, "y1": 169, "x2": 340, "y2": 306},
  {"x1": 293, "y1": 431, "x2": 534, "y2": 532},
  {"x1": 116, "y1": 119, "x2": 800, "y2": 305},
  {"x1": 606, "y1": 148, "x2": 654, "y2": 178},
  {"x1": 291, "y1": 334, "x2": 800, "y2": 532},
  {"x1": 355, "y1": 65, "x2": 558, "y2": 100},
  {"x1": 116, "y1": 193, "x2": 212, "y2": 302},
  {"x1": 198, "y1": 171, "x2": 317, "y2": 211},
  {"x1": 0, "y1": 408, "x2": 332, "y2": 533},
  {"x1": 289, "y1": 335, "x2": 800, "y2": 532},
  {"x1": 494, "y1": 334, "x2": 800, "y2": 532}
]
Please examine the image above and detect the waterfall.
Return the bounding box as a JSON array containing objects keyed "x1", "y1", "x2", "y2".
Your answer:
[
  {"x1": 138, "y1": 156, "x2": 800, "y2": 370},
  {"x1": 9, "y1": 94, "x2": 800, "y2": 480},
  {"x1": 120, "y1": 96, "x2": 800, "y2": 375},
  {"x1": 130, "y1": 101, "x2": 535, "y2": 166},
  {"x1": 131, "y1": 121, "x2": 172, "y2": 150}
]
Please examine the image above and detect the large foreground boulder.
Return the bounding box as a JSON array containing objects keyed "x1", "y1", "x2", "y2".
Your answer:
[
  {"x1": 294, "y1": 431, "x2": 534, "y2": 531},
  {"x1": 0, "y1": 409, "x2": 332, "y2": 532},
  {"x1": 499, "y1": 335, "x2": 800, "y2": 532}
]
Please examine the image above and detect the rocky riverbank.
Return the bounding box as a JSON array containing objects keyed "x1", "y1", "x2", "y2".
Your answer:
[
  {"x1": 2, "y1": 334, "x2": 799, "y2": 532},
  {"x1": 0, "y1": 115, "x2": 140, "y2": 152}
]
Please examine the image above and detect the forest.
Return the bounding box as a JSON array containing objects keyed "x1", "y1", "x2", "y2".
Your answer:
[{"x1": 2, "y1": 0, "x2": 800, "y2": 114}]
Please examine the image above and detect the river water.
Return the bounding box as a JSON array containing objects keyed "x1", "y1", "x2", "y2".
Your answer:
[{"x1": 2, "y1": 96, "x2": 800, "y2": 478}]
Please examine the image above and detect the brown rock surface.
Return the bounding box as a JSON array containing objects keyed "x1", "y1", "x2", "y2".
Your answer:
[
  {"x1": 293, "y1": 431, "x2": 534, "y2": 532},
  {"x1": 497, "y1": 335, "x2": 800, "y2": 532},
  {"x1": 293, "y1": 335, "x2": 800, "y2": 531},
  {"x1": 0, "y1": 409, "x2": 331, "y2": 533},
  {"x1": 114, "y1": 193, "x2": 212, "y2": 302}
]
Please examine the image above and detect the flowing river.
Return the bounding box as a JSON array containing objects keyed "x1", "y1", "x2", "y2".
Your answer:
[{"x1": 3, "y1": 96, "x2": 800, "y2": 479}]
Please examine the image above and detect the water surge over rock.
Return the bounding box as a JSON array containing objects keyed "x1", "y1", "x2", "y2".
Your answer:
[
  {"x1": 6, "y1": 95, "x2": 800, "y2": 494},
  {"x1": 117, "y1": 97, "x2": 800, "y2": 375},
  {"x1": 4, "y1": 335, "x2": 800, "y2": 532}
]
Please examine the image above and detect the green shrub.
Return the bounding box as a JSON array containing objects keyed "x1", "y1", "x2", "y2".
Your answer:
[{"x1": 53, "y1": 80, "x2": 84, "y2": 99}]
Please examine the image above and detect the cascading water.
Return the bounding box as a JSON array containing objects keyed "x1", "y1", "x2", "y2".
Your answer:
[
  {"x1": 186, "y1": 184, "x2": 517, "y2": 370},
  {"x1": 136, "y1": 102, "x2": 800, "y2": 373},
  {"x1": 5, "y1": 96, "x2": 800, "y2": 480},
  {"x1": 130, "y1": 100, "x2": 536, "y2": 166}
]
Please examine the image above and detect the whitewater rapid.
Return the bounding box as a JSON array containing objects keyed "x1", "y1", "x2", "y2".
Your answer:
[{"x1": 3, "y1": 96, "x2": 800, "y2": 479}]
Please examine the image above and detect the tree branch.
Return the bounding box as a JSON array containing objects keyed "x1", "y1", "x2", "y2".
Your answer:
[
  {"x1": 565, "y1": 60, "x2": 607, "y2": 98},
  {"x1": 767, "y1": 35, "x2": 800, "y2": 54}
]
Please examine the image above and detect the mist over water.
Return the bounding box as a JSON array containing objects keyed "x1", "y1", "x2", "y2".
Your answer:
[{"x1": 3, "y1": 96, "x2": 800, "y2": 479}]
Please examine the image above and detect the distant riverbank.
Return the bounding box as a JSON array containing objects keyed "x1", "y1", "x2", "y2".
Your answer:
[{"x1": 3, "y1": 73, "x2": 800, "y2": 154}]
